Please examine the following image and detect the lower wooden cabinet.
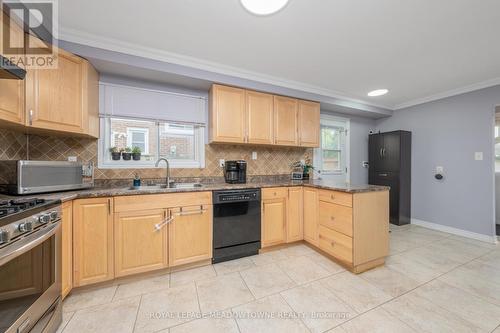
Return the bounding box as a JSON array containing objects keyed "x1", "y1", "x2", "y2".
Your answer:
[
  {"x1": 73, "y1": 198, "x2": 114, "y2": 287},
  {"x1": 168, "y1": 205, "x2": 213, "y2": 267},
  {"x1": 286, "y1": 187, "x2": 303, "y2": 242},
  {"x1": 262, "y1": 188, "x2": 287, "y2": 248},
  {"x1": 61, "y1": 201, "x2": 73, "y2": 299},
  {"x1": 303, "y1": 188, "x2": 319, "y2": 246},
  {"x1": 114, "y1": 209, "x2": 168, "y2": 277}
]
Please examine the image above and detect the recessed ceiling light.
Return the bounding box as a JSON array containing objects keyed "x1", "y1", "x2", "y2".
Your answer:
[
  {"x1": 367, "y1": 89, "x2": 389, "y2": 97},
  {"x1": 240, "y1": 0, "x2": 289, "y2": 16}
]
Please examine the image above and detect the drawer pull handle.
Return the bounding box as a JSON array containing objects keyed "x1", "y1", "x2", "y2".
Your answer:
[
  {"x1": 331, "y1": 241, "x2": 335, "y2": 247},
  {"x1": 330, "y1": 216, "x2": 335, "y2": 221},
  {"x1": 176, "y1": 205, "x2": 207, "y2": 216},
  {"x1": 330, "y1": 194, "x2": 335, "y2": 199},
  {"x1": 274, "y1": 192, "x2": 277, "y2": 196}
]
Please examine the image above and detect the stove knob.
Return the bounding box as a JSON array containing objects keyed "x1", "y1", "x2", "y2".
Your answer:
[
  {"x1": 50, "y1": 211, "x2": 58, "y2": 220},
  {"x1": 0, "y1": 230, "x2": 9, "y2": 244},
  {"x1": 39, "y1": 214, "x2": 51, "y2": 224},
  {"x1": 18, "y1": 221, "x2": 33, "y2": 233}
]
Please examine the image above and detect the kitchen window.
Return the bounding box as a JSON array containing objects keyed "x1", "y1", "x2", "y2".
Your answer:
[{"x1": 99, "y1": 116, "x2": 205, "y2": 169}]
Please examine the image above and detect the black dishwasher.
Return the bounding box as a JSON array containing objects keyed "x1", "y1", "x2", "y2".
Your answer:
[{"x1": 212, "y1": 189, "x2": 261, "y2": 263}]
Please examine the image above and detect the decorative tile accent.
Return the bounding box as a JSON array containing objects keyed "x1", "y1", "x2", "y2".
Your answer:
[{"x1": 0, "y1": 128, "x2": 312, "y2": 181}]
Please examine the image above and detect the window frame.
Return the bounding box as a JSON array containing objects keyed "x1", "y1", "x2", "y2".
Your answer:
[
  {"x1": 98, "y1": 116, "x2": 206, "y2": 169},
  {"x1": 126, "y1": 127, "x2": 150, "y2": 155}
]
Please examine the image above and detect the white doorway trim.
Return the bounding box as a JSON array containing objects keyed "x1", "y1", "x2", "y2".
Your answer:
[{"x1": 313, "y1": 114, "x2": 351, "y2": 183}]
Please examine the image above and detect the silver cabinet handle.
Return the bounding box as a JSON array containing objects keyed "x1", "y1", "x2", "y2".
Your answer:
[
  {"x1": 176, "y1": 209, "x2": 207, "y2": 216},
  {"x1": 379, "y1": 173, "x2": 388, "y2": 177},
  {"x1": 155, "y1": 216, "x2": 174, "y2": 231},
  {"x1": 379, "y1": 148, "x2": 383, "y2": 158},
  {"x1": 29, "y1": 109, "x2": 34, "y2": 125}
]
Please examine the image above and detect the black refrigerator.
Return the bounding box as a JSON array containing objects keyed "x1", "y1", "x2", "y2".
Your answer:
[{"x1": 368, "y1": 130, "x2": 411, "y2": 225}]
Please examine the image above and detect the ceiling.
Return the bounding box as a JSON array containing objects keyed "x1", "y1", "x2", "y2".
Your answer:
[{"x1": 58, "y1": 0, "x2": 500, "y2": 110}]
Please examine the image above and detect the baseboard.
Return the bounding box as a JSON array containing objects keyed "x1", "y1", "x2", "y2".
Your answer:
[{"x1": 411, "y1": 218, "x2": 499, "y2": 244}]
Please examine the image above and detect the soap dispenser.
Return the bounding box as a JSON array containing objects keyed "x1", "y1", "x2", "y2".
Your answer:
[{"x1": 133, "y1": 173, "x2": 141, "y2": 187}]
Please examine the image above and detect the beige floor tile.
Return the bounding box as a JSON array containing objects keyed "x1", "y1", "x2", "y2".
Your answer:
[
  {"x1": 281, "y1": 280, "x2": 356, "y2": 333},
  {"x1": 448, "y1": 235, "x2": 499, "y2": 249},
  {"x1": 322, "y1": 272, "x2": 392, "y2": 313},
  {"x1": 280, "y1": 244, "x2": 315, "y2": 257},
  {"x1": 385, "y1": 252, "x2": 442, "y2": 283},
  {"x1": 412, "y1": 280, "x2": 500, "y2": 332},
  {"x1": 382, "y1": 292, "x2": 482, "y2": 333},
  {"x1": 63, "y1": 285, "x2": 117, "y2": 313},
  {"x1": 134, "y1": 283, "x2": 200, "y2": 332},
  {"x1": 493, "y1": 325, "x2": 500, "y2": 333},
  {"x1": 56, "y1": 311, "x2": 74, "y2": 333},
  {"x1": 390, "y1": 229, "x2": 444, "y2": 247},
  {"x1": 277, "y1": 256, "x2": 331, "y2": 284},
  {"x1": 169, "y1": 265, "x2": 216, "y2": 287},
  {"x1": 113, "y1": 273, "x2": 170, "y2": 300},
  {"x1": 240, "y1": 263, "x2": 296, "y2": 299},
  {"x1": 389, "y1": 237, "x2": 415, "y2": 255},
  {"x1": 326, "y1": 327, "x2": 347, "y2": 333},
  {"x1": 339, "y1": 307, "x2": 416, "y2": 333},
  {"x1": 400, "y1": 246, "x2": 462, "y2": 273},
  {"x1": 63, "y1": 297, "x2": 140, "y2": 333},
  {"x1": 169, "y1": 317, "x2": 239, "y2": 333},
  {"x1": 232, "y1": 294, "x2": 309, "y2": 333},
  {"x1": 359, "y1": 266, "x2": 421, "y2": 297},
  {"x1": 213, "y1": 257, "x2": 255, "y2": 275},
  {"x1": 477, "y1": 250, "x2": 500, "y2": 268},
  {"x1": 438, "y1": 265, "x2": 500, "y2": 306},
  {"x1": 196, "y1": 272, "x2": 255, "y2": 313},
  {"x1": 427, "y1": 238, "x2": 493, "y2": 262},
  {"x1": 306, "y1": 251, "x2": 346, "y2": 274},
  {"x1": 249, "y1": 249, "x2": 288, "y2": 266},
  {"x1": 407, "y1": 225, "x2": 453, "y2": 238}
]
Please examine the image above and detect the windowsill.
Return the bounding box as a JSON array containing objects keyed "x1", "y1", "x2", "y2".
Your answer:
[{"x1": 97, "y1": 161, "x2": 205, "y2": 169}]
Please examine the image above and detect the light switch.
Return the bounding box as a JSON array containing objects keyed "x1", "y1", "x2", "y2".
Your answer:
[
  {"x1": 474, "y1": 152, "x2": 483, "y2": 161},
  {"x1": 436, "y1": 166, "x2": 444, "y2": 173},
  {"x1": 252, "y1": 152, "x2": 257, "y2": 160}
]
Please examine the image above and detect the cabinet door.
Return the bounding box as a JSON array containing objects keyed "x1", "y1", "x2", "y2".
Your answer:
[
  {"x1": 303, "y1": 187, "x2": 319, "y2": 246},
  {"x1": 368, "y1": 134, "x2": 384, "y2": 172},
  {"x1": 114, "y1": 209, "x2": 168, "y2": 277},
  {"x1": 274, "y1": 96, "x2": 298, "y2": 146},
  {"x1": 73, "y1": 198, "x2": 114, "y2": 287},
  {"x1": 0, "y1": 11, "x2": 24, "y2": 125},
  {"x1": 25, "y1": 44, "x2": 85, "y2": 134},
  {"x1": 61, "y1": 201, "x2": 73, "y2": 299},
  {"x1": 262, "y1": 198, "x2": 286, "y2": 247},
  {"x1": 287, "y1": 187, "x2": 303, "y2": 242},
  {"x1": 382, "y1": 132, "x2": 401, "y2": 172},
  {"x1": 169, "y1": 205, "x2": 212, "y2": 267},
  {"x1": 209, "y1": 84, "x2": 246, "y2": 143},
  {"x1": 246, "y1": 90, "x2": 274, "y2": 144},
  {"x1": 298, "y1": 100, "x2": 320, "y2": 147}
]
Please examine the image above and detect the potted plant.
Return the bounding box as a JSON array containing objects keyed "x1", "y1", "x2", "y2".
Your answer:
[
  {"x1": 109, "y1": 147, "x2": 121, "y2": 160},
  {"x1": 121, "y1": 147, "x2": 132, "y2": 160},
  {"x1": 291, "y1": 155, "x2": 315, "y2": 180},
  {"x1": 132, "y1": 146, "x2": 142, "y2": 161}
]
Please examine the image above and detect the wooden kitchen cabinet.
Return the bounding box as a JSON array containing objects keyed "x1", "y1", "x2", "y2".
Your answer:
[
  {"x1": 114, "y1": 209, "x2": 168, "y2": 277},
  {"x1": 73, "y1": 198, "x2": 114, "y2": 287},
  {"x1": 274, "y1": 96, "x2": 298, "y2": 146},
  {"x1": 0, "y1": 10, "x2": 25, "y2": 126},
  {"x1": 286, "y1": 187, "x2": 303, "y2": 243},
  {"x1": 298, "y1": 100, "x2": 320, "y2": 147},
  {"x1": 209, "y1": 84, "x2": 246, "y2": 143},
  {"x1": 246, "y1": 90, "x2": 274, "y2": 144},
  {"x1": 168, "y1": 205, "x2": 212, "y2": 267},
  {"x1": 261, "y1": 188, "x2": 287, "y2": 248},
  {"x1": 303, "y1": 187, "x2": 319, "y2": 246},
  {"x1": 61, "y1": 201, "x2": 73, "y2": 299}
]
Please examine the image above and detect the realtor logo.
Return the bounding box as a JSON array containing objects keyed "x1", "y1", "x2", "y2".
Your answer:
[{"x1": 2, "y1": 0, "x2": 58, "y2": 69}]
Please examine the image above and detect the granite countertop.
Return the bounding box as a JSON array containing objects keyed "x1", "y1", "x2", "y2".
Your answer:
[{"x1": 0, "y1": 179, "x2": 389, "y2": 203}]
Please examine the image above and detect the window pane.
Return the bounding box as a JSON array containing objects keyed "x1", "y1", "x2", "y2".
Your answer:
[
  {"x1": 321, "y1": 127, "x2": 340, "y2": 150},
  {"x1": 322, "y1": 150, "x2": 341, "y2": 171},
  {"x1": 109, "y1": 118, "x2": 157, "y2": 161},
  {"x1": 159, "y1": 122, "x2": 195, "y2": 160}
]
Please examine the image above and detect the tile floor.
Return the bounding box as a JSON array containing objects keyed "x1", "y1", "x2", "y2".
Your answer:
[{"x1": 58, "y1": 224, "x2": 500, "y2": 333}]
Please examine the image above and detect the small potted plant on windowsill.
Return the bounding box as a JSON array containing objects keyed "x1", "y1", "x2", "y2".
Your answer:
[
  {"x1": 121, "y1": 147, "x2": 132, "y2": 160},
  {"x1": 109, "y1": 147, "x2": 121, "y2": 160},
  {"x1": 132, "y1": 146, "x2": 142, "y2": 161}
]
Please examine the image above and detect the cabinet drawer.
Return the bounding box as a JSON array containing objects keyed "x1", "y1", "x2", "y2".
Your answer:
[
  {"x1": 319, "y1": 201, "x2": 353, "y2": 237},
  {"x1": 319, "y1": 225, "x2": 353, "y2": 263},
  {"x1": 114, "y1": 192, "x2": 212, "y2": 212},
  {"x1": 318, "y1": 190, "x2": 352, "y2": 207},
  {"x1": 262, "y1": 187, "x2": 288, "y2": 200}
]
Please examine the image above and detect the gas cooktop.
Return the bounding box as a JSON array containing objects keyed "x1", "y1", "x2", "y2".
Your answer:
[{"x1": 0, "y1": 198, "x2": 61, "y2": 223}]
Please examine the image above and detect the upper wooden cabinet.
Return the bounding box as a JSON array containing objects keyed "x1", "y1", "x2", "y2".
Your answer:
[
  {"x1": 298, "y1": 100, "x2": 320, "y2": 147},
  {"x1": 209, "y1": 84, "x2": 320, "y2": 148},
  {"x1": 209, "y1": 84, "x2": 246, "y2": 143},
  {"x1": 274, "y1": 96, "x2": 298, "y2": 146},
  {"x1": 246, "y1": 90, "x2": 274, "y2": 145}
]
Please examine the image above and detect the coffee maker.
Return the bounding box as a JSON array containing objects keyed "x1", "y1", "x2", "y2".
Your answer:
[{"x1": 224, "y1": 160, "x2": 247, "y2": 184}]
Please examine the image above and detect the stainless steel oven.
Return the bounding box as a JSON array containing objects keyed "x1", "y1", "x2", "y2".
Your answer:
[{"x1": 0, "y1": 200, "x2": 62, "y2": 333}]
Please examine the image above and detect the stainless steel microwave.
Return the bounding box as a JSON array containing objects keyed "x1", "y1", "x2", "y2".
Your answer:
[{"x1": 0, "y1": 160, "x2": 94, "y2": 195}]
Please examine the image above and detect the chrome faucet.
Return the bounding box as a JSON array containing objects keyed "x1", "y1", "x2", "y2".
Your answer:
[{"x1": 155, "y1": 158, "x2": 171, "y2": 188}]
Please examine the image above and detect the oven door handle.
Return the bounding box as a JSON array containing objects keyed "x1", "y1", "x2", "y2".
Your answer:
[{"x1": 0, "y1": 222, "x2": 61, "y2": 266}]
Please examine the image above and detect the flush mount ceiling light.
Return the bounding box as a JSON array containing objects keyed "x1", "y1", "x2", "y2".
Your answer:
[
  {"x1": 240, "y1": 0, "x2": 289, "y2": 16},
  {"x1": 367, "y1": 89, "x2": 389, "y2": 97}
]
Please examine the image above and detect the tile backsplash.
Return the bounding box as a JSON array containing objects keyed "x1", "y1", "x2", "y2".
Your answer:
[{"x1": 0, "y1": 128, "x2": 311, "y2": 181}]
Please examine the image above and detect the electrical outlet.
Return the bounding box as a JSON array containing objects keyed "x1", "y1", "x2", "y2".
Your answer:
[
  {"x1": 68, "y1": 156, "x2": 77, "y2": 162},
  {"x1": 219, "y1": 159, "x2": 225, "y2": 167},
  {"x1": 362, "y1": 161, "x2": 369, "y2": 168},
  {"x1": 252, "y1": 152, "x2": 257, "y2": 160},
  {"x1": 300, "y1": 159, "x2": 305, "y2": 165},
  {"x1": 474, "y1": 152, "x2": 483, "y2": 161}
]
